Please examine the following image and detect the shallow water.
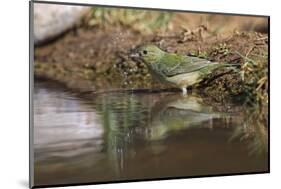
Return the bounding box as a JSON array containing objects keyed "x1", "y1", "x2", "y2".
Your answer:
[{"x1": 33, "y1": 81, "x2": 268, "y2": 186}]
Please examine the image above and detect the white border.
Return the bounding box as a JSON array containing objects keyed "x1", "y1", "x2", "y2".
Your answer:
[{"x1": 0, "y1": 0, "x2": 279, "y2": 189}]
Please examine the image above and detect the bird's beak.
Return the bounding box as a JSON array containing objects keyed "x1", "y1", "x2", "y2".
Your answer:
[{"x1": 129, "y1": 52, "x2": 140, "y2": 58}]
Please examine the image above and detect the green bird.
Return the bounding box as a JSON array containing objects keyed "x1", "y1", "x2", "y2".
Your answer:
[{"x1": 130, "y1": 44, "x2": 237, "y2": 95}]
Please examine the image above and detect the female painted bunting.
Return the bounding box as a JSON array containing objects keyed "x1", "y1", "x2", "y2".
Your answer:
[{"x1": 130, "y1": 44, "x2": 237, "y2": 95}]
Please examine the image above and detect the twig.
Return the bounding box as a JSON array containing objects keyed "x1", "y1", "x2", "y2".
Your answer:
[
  {"x1": 246, "y1": 46, "x2": 255, "y2": 58},
  {"x1": 255, "y1": 36, "x2": 268, "y2": 41},
  {"x1": 234, "y1": 51, "x2": 257, "y2": 65}
]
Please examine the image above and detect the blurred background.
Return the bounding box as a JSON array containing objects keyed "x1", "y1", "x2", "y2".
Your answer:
[{"x1": 34, "y1": 4, "x2": 268, "y2": 45}]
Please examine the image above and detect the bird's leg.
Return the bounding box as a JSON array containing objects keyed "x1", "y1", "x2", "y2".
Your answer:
[{"x1": 182, "y1": 87, "x2": 187, "y2": 96}]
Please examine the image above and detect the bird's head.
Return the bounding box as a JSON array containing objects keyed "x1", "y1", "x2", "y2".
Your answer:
[{"x1": 130, "y1": 44, "x2": 165, "y2": 65}]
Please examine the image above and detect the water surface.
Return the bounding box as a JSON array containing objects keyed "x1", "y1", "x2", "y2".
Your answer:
[{"x1": 33, "y1": 81, "x2": 268, "y2": 186}]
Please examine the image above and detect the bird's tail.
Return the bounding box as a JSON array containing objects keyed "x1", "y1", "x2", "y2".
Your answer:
[{"x1": 220, "y1": 63, "x2": 241, "y2": 72}]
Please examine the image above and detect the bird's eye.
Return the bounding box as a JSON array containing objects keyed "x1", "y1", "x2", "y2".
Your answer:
[{"x1": 142, "y1": 50, "x2": 148, "y2": 55}]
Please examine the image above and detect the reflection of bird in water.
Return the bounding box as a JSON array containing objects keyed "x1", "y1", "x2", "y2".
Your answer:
[
  {"x1": 147, "y1": 94, "x2": 224, "y2": 140},
  {"x1": 164, "y1": 95, "x2": 213, "y2": 113}
]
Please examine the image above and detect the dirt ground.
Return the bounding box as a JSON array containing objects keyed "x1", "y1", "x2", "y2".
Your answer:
[{"x1": 34, "y1": 22, "x2": 268, "y2": 104}]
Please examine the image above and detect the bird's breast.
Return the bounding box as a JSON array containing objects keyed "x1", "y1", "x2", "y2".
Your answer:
[{"x1": 166, "y1": 72, "x2": 201, "y2": 87}]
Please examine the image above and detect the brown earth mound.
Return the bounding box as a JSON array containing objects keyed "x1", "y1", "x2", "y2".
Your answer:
[{"x1": 34, "y1": 25, "x2": 268, "y2": 104}]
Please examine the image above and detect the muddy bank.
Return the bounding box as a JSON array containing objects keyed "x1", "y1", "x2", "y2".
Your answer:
[{"x1": 34, "y1": 25, "x2": 268, "y2": 104}]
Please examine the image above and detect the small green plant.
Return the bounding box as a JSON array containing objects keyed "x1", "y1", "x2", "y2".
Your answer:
[
  {"x1": 198, "y1": 51, "x2": 209, "y2": 59},
  {"x1": 213, "y1": 43, "x2": 230, "y2": 56},
  {"x1": 236, "y1": 51, "x2": 268, "y2": 105}
]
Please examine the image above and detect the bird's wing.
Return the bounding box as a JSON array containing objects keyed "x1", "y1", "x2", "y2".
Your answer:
[{"x1": 159, "y1": 55, "x2": 215, "y2": 77}]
